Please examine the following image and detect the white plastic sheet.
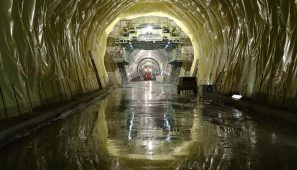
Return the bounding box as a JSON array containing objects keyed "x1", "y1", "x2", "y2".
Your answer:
[{"x1": 0, "y1": 0, "x2": 297, "y2": 119}]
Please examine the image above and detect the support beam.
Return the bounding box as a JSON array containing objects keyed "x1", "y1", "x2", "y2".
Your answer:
[{"x1": 89, "y1": 51, "x2": 102, "y2": 89}]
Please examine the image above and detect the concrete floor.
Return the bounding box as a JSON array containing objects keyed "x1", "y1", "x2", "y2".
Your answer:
[{"x1": 0, "y1": 82, "x2": 297, "y2": 170}]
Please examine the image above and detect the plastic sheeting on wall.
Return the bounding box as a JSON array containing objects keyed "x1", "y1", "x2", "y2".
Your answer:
[
  {"x1": 0, "y1": 0, "x2": 122, "y2": 119},
  {"x1": 0, "y1": 0, "x2": 297, "y2": 119}
]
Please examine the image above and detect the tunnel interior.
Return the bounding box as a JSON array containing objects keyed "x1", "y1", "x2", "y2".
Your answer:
[
  {"x1": 106, "y1": 15, "x2": 192, "y2": 82},
  {"x1": 0, "y1": 0, "x2": 297, "y2": 118},
  {"x1": 137, "y1": 58, "x2": 160, "y2": 80}
]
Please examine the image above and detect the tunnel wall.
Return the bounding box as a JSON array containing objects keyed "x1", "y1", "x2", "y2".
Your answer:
[
  {"x1": 0, "y1": 0, "x2": 297, "y2": 119},
  {"x1": 187, "y1": 0, "x2": 297, "y2": 109},
  {"x1": 0, "y1": 0, "x2": 131, "y2": 118}
]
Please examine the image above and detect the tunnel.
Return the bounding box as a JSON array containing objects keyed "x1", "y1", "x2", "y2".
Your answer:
[{"x1": 0, "y1": 0, "x2": 297, "y2": 169}]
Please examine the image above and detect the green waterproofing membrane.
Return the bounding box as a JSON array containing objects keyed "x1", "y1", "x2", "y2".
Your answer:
[{"x1": 0, "y1": 0, "x2": 297, "y2": 119}]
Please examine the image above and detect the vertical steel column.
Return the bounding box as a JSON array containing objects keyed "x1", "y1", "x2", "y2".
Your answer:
[
  {"x1": 25, "y1": 83, "x2": 33, "y2": 112},
  {"x1": 51, "y1": 80, "x2": 57, "y2": 102},
  {"x1": 0, "y1": 86, "x2": 8, "y2": 121},
  {"x1": 89, "y1": 51, "x2": 102, "y2": 89},
  {"x1": 11, "y1": 85, "x2": 21, "y2": 119},
  {"x1": 38, "y1": 84, "x2": 43, "y2": 105}
]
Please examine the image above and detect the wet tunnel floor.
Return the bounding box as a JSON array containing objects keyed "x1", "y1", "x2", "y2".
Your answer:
[{"x1": 1, "y1": 82, "x2": 297, "y2": 170}]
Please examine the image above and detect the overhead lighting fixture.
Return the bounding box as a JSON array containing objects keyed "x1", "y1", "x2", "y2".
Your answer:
[
  {"x1": 232, "y1": 94, "x2": 243, "y2": 100},
  {"x1": 144, "y1": 26, "x2": 153, "y2": 33}
]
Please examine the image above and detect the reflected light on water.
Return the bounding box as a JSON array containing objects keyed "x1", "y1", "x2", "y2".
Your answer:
[
  {"x1": 128, "y1": 111, "x2": 135, "y2": 140},
  {"x1": 232, "y1": 109, "x2": 243, "y2": 119},
  {"x1": 2, "y1": 82, "x2": 297, "y2": 170},
  {"x1": 147, "y1": 141, "x2": 153, "y2": 150}
]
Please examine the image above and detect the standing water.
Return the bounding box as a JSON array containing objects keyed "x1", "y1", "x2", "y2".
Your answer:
[{"x1": 0, "y1": 82, "x2": 297, "y2": 170}]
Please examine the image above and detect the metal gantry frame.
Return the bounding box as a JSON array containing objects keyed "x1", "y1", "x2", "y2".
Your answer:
[
  {"x1": 107, "y1": 16, "x2": 194, "y2": 81},
  {"x1": 113, "y1": 16, "x2": 186, "y2": 45}
]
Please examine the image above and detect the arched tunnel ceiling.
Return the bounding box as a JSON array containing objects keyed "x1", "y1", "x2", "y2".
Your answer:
[{"x1": 0, "y1": 0, "x2": 297, "y2": 117}]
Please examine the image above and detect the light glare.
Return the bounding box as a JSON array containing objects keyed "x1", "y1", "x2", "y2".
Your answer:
[{"x1": 232, "y1": 94, "x2": 243, "y2": 100}]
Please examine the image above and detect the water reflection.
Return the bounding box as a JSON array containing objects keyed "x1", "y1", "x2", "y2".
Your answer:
[
  {"x1": 105, "y1": 85, "x2": 195, "y2": 161},
  {"x1": 0, "y1": 82, "x2": 297, "y2": 170}
]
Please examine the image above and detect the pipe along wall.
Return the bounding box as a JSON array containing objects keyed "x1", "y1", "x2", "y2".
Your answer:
[{"x1": 0, "y1": 0, "x2": 297, "y2": 119}]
